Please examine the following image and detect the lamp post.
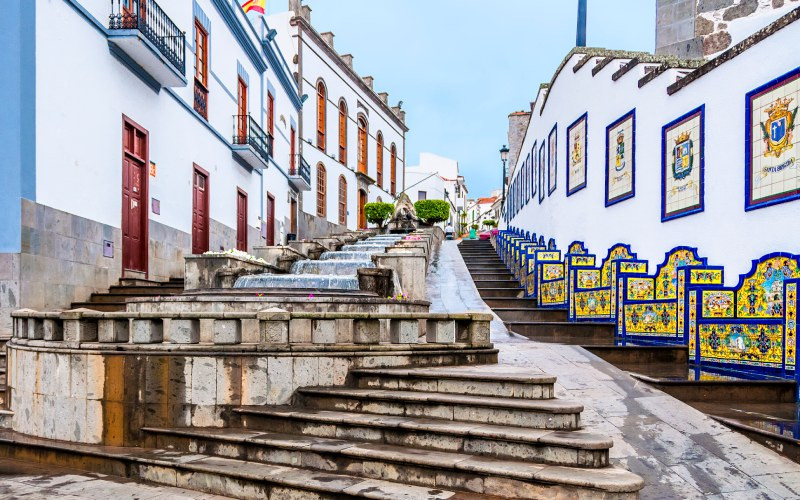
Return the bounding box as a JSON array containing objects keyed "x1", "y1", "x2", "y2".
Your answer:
[{"x1": 499, "y1": 145, "x2": 509, "y2": 208}]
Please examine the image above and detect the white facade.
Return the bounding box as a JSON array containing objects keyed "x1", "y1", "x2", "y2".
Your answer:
[
  {"x1": 406, "y1": 153, "x2": 468, "y2": 227},
  {"x1": 467, "y1": 192, "x2": 500, "y2": 227},
  {"x1": 503, "y1": 10, "x2": 800, "y2": 283},
  {"x1": 0, "y1": 0, "x2": 302, "y2": 336},
  {"x1": 268, "y1": 3, "x2": 407, "y2": 233}
]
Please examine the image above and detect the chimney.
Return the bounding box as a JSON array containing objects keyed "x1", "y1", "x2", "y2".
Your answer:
[
  {"x1": 320, "y1": 31, "x2": 334, "y2": 48},
  {"x1": 288, "y1": 0, "x2": 301, "y2": 15},
  {"x1": 378, "y1": 92, "x2": 389, "y2": 105},
  {"x1": 300, "y1": 5, "x2": 311, "y2": 21},
  {"x1": 362, "y1": 76, "x2": 374, "y2": 90},
  {"x1": 398, "y1": 110, "x2": 406, "y2": 124},
  {"x1": 340, "y1": 54, "x2": 354, "y2": 69}
]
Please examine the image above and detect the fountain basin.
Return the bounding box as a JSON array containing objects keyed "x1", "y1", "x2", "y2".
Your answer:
[{"x1": 235, "y1": 274, "x2": 360, "y2": 290}]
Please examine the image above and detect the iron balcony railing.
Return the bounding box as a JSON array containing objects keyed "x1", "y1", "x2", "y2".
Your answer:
[
  {"x1": 109, "y1": 0, "x2": 186, "y2": 76},
  {"x1": 233, "y1": 115, "x2": 273, "y2": 165},
  {"x1": 291, "y1": 157, "x2": 312, "y2": 185}
]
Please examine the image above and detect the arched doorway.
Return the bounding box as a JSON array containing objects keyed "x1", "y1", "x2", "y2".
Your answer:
[{"x1": 358, "y1": 189, "x2": 367, "y2": 229}]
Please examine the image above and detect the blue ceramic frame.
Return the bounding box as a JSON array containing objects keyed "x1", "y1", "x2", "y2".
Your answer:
[
  {"x1": 744, "y1": 65, "x2": 800, "y2": 211},
  {"x1": 538, "y1": 142, "x2": 546, "y2": 204},
  {"x1": 548, "y1": 124, "x2": 558, "y2": 196},
  {"x1": 604, "y1": 108, "x2": 636, "y2": 207},
  {"x1": 531, "y1": 141, "x2": 538, "y2": 199},
  {"x1": 661, "y1": 105, "x2": 705, "y2": 222},
  {"x1": 566, "y1": 112, "x2": 588, "y2": 196}
]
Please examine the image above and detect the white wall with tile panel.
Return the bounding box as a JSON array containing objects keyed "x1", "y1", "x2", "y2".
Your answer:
[{"x1": 504, "y1": 14, "x2": 800, "y2": 282}]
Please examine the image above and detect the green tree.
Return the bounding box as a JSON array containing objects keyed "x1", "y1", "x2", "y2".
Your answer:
[
  {"x1": 364, "y1": 202, "x2": 394, "y2": 227},
  {"x1": 482, "y1": 219, "x2": 497, "y2": 227},
  {"x1": 414, "y1": 200, "x2": 450, "y2": 224}
]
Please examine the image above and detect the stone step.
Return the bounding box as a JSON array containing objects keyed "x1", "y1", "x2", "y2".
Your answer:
[
  {"x1": 142, "y1": 427, "x2": 640, "y2": 498},
  {"x1": 467, "y1": 268, "x2": 510, "y2": 275},
  {"x1": 107, "y1": 285, "x2": 184, "y2": 295},
  {"x1": 472, "y1": 280, "x2": 522, "y2": 289},
  {"x1": 469, "y1": 273, "x2": 514, "y2": 281},
  {"x1": 349, "y1": 367, "x2": 556, "y2": 399},
  {"x1": 0, "y1": 430, "x2": 463, "y2": 499},
  {"x1": 86, "y1": 293, "x2": 171, "y2": 303},
  {"x1": 477, "y1": 288, "x2": 525, "y2": 298},
  {"x1": 69, "y1": 301, "x2": 126, "y2": 312},
  {"x1": 482, "y1": 297, "x2": 542, "y2": 309},
  {"x1": 296, "y1": 387, "x2": 583, "y2": 430},
  {"x1": 492, "y1": 308, "x2": 568, "y2": 322},
  {"x1": 235, "y1": 407, "x2": 612, "y2": 468},
  {"x1": 506, "y1": 322, "x2": 617, "y2": 346}
]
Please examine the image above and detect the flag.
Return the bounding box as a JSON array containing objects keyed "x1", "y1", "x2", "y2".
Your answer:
[{"x1": 242, "y1": 0, "x2": 265, "y2": 14}]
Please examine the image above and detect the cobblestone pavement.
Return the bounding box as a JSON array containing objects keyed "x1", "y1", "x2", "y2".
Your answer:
[
  {"x1": 0, "y1": 457, "x2": 232, "y2": 499},
  {"x1": 429, "y1": 239, "x2": 800, "y2": 499}
]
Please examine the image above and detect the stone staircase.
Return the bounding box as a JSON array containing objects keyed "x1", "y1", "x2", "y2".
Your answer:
[
  {"x1": 458, "y1": 240, "x2": 616, "y2": 345},
  {"x1": 70, "y1": 277, "x2": 185, "y2": 312},
  {"x1": 137, "y1": 366, "x2": 642, "y2": 498}
]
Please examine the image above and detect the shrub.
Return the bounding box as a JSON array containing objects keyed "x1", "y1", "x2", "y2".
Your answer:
[
  {"x1": 482, "y1": 219, "x2": 497, "y2": 227},
  {"x1": 471, "y1": 224, "x2": 479, "y2": 230},
  {"x1": 364, "y1": 202, "x2": 394, "y2": 226},
  {"x1": 414, "y1": 199, "x2": 450, "y2": 224}
]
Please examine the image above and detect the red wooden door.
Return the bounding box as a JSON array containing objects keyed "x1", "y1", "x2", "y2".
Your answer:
[
  {"x1": 192, "y1": 166, "x2": 209, "y2": 254},
  {"x1": 266, "y1": 194, "x2": 276, "y2": 246},
  {"x1": 122, "y1": 117, "x2": 148, "y2": 274},
  {"x1": 290, "y1": 198, "x2": 297, "y2": 235},
  {"x1": 237, "y1": 77, "x2": 247, "y2": 142},
  {"x1": 236, "y1": 189, "x2": 247, "y2": 251}
]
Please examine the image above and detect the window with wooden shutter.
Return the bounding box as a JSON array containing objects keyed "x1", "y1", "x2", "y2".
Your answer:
[
  {"x1": 390, "y1": 144, "x2": 397, "y2": 196},
  {"x1": 316, "y1": 81, "x2": 326, "y2": 150},
  {"x1": 376, "y1": 132, "x2": 384, "y2": 188},
  {"x1": 338, "y1": 175, "x2": 347, "y2": 225},
  {"x1": 338, "y1": 100, "x2": 347, "y2": 165},
  {"x1": 267, "y1": 91, "x2": 275, "y2": 138},
  {"x1": 290, "y1": 125, "x2": 296, "y2": 173},
  {"x1": 316, "y1": 164, "x2": 326, "y2": 217},
  {"x1": 357, "y1": 116, "x2": 368, "y2": 174}
]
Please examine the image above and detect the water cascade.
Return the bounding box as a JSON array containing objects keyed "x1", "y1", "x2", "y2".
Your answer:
[{"x1": 234, "y1": 235, "x2": 404, "y2": 290}]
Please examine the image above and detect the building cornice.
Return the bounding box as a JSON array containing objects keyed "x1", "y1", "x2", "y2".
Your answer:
[{"x1": 290, "y1": 15, "x2": 409, "y2": 133}]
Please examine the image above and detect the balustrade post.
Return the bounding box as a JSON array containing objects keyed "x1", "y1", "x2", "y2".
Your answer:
[
  {"x1": 389, "y1": 318, "x2": 420, "y2": 344},
  {"x1": 61, "y1": 309, "x2": 99, "y2": 344},
  {"x1": 257, "y1": 308, "x2": 290, "y2": 346}
]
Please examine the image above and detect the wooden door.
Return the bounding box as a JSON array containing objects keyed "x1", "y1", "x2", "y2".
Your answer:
[
  {"x1": 290, "y1": 197, "x2": 297, "y2": 235},
  {"x1": 236, "y1": 77, "x2": 247, "y2": 142},
  {"x1": 236, "y1": 189, "x2": 247, "y2": 251},
  {"x1": 122, "y1": 117, "x2": 148, "y2": 275},
  {"x1": 192, "y1": 166, "x2": 209, "y2": 254},
  {"x1": 266, "y1": 194, "x2": 276, "y2": 246},
  {"x1": 358, "y1": 189, "x2": 367, "y2": 229}
]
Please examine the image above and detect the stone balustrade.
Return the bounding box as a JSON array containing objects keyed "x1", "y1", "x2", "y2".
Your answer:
[{"x1": 10, "y1": 308, "x2": 493, "y2": 348}]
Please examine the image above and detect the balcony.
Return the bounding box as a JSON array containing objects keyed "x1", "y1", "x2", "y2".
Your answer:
[
  {"x1": 289, "y1": 157, "x2": 312, "y2": 191},
  {"x1": 108, "y1": 0, "x2": 187, "y2": 88},
  {"x1": 232, "y1": 115, "x2": 272, "y2": 170}
]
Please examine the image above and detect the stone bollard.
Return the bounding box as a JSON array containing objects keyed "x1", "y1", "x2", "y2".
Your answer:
[
  {"x1": 426, "y1": 319, "x2": 456, "y2": 343},
  {"x1": 61, "y1": 309, "x2": 99, "y2": 344},
  {"x1": 353, "y1": 319, "x2": 381, "y2": 344},
  {"x1": 99, "y1": 319, "x2": 130, "y2": 343},
  {"x1": 257, "y1": 308, "x2": 290, "y2": 345},
  {"x1": 390, "y1": 319, "x2": 420, "y2": 344}
]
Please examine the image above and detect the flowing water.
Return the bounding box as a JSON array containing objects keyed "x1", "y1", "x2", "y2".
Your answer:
[{"x1": 234, "y1": 235, "x2": 404, "y2": 290}]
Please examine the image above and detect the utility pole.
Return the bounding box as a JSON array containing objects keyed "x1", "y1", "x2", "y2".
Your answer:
[{"x1": 577, "y1": 0, "x2": 587, "y2": 47}]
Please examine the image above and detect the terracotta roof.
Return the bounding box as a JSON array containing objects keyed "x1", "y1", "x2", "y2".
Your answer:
[{"x1": 476, "y1": 197, "x2": 498, "y2": 204}]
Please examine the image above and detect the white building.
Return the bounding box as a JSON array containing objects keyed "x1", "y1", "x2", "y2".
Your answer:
[
  {"x1": 503, "y1": 5, "x2": 800, "y2": 281},
  {"x1": 268, "y1": 1, "x2": 407, "y2": 235},
  {"x1": 467, "y1": 191, "x2": 501, "y2": 228},
  {"x1": 0, "y1": 0, "x2": 302, "y2": 337},
  {"x1": 406, "y1": 153, "x2": 468, "y2": 228}
]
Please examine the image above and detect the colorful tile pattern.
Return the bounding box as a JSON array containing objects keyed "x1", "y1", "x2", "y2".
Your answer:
[
  {"x1": 574, "y1": 289, "x2": 612, "y2": 318},
  {"x1": 627, "y1": 278, "x2": 655, "y2": 300},
  {"x1": 690, "y1": 269, "x2": 723, "y2": 285},
  {"x1": 601, "y1": 245, "x2": 634, "y2": 287},
  {"x1": 625, "y1": 303, "x2": 678, "y2": 335},
  {"x1": 567, "y1": 113, "x2": 588, "y2": 195},
  {"x1": 736, "y1": 256, "x2": 800, "y2": 318},
  {"x1": 699, "y1": 323, "x2": 784, "y2": 369},
  {"x1": 702, "y1": 291, "x2": 735, "y2": 318},
  {"x1": 655, "y1": 249, "x2": 704, "y2": 299}
]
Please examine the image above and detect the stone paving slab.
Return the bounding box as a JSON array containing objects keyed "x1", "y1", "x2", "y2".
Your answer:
[
  {"x1": 433, "y1": 240, "x2": 800, "y2": 499},
  {"x1": 0, "y1": 457, "x2": 231, "y2": 499}
]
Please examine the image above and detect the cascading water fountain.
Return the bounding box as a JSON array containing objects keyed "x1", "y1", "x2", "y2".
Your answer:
[{"x1": 234, "y1": 235, "x2": 404, "y2": 290}]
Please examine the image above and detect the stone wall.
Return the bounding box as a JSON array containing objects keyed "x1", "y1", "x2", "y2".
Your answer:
[
  {"x1": 0, "y1": 255, "x2": 20, "y2": 339},
  {"x1": 657, "y1": 0, "x2": 800, "y2": 58},
  {"x1": 298, "y1": 210, "x2": 348, "y2": 241},
  {"x1": 149, "y1": 220, "x2": 190, "y2": 282}
]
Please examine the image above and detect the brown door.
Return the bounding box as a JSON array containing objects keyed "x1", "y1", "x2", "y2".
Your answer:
[
  {"x1": 290, "y1": 197, "x2": 297, "y2": 235},
  {"x1": 266, "y1": 194, "x2": 276, "y2": 246},
  {"x1": 236, "y1": 189, "x2": 247, "y2": 251},
  {"x1": 358, "y1": 189, "x2": 367, "y2": 229},
  {"x1": 122, "y1": 116, "x2": 148, "y2": 275},
  {"x1": 192, "y1": 165, "x2": 209, "y2": 254},
  {"x1": 236, "y1": 77, "x2": 247, "y2": 142}
]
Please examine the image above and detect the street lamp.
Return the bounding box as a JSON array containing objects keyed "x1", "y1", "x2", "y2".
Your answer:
[{"x1": 499, "y1": 145, "x2": 509, "y2": 207}]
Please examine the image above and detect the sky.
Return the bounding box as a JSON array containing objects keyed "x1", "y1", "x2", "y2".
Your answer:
[{"x1": 265, "y1": 0, "x2": 657, "y2": 198}]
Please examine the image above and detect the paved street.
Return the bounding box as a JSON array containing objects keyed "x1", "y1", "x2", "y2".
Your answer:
[
  {"x1": 0, "y1": 458, "x2": 231, "y2": 499},
  {"x1": 429, "y1": 239, "x2": 800, "y2": 499}
]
